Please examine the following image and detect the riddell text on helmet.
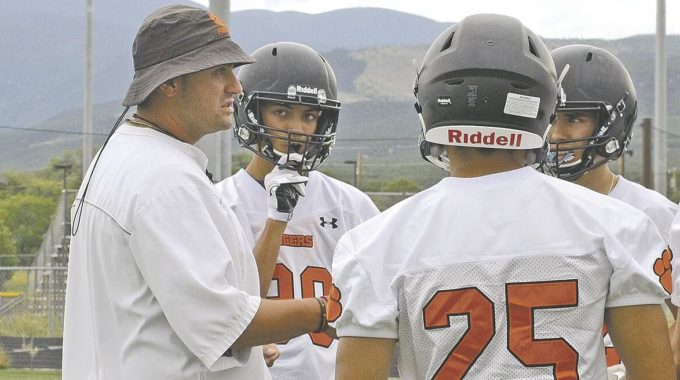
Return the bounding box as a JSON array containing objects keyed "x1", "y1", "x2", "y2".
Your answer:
[{"x1": 448, "y1": 129, "x2": 523, "y2": 147}]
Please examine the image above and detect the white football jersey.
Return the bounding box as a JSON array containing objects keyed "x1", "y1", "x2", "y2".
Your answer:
[
  {"x1": 332, "y1": 167, "x2": 667, "y2": 379},
  {"x1": 609, "y1": 175, "x2": 678, "y2": 243},
  {"x1": 669, "y1": 210, "x2": 680, "y2": 306},
  {"x1": 216, "y1": 169, "x2": 379, "y2": 379},
  {"x1": 603, "y1": 175, "x2": 677, "y2": 364}
]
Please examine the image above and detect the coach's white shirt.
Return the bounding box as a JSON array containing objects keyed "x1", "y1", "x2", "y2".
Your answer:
[
  {"x1": 333, "y1": 167, "x2": 667, "y2": 379},
  {"x1": 217, "y1": 169, "x2": 378, "y2": 379},
  {"x1": 63, "y1": 124, "x2": 268, "y2": 380}
]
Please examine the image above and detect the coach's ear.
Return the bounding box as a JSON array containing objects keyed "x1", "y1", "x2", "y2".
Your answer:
[
  {"x1": 158, "y1": 78, "x2": 180, "y2": 98},
  {"x1": 143, "y1": 79, "x2": 178, "y2": 104}
]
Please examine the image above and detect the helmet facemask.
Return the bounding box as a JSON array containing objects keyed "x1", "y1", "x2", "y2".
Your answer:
[
  {"x1": 544, "y1": 45, "x2": 638, "y2": 181},
  {"x1": 546, "y1": 97, "x2": 631, "y2": 181},
  {"x1": 235, "y1": 90, "x2": 340, "y2": 174}
]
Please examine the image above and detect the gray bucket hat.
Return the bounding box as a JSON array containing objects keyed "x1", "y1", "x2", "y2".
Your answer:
[{"x1": 123, "y1": 4, "x2": 255, "y2": 106}]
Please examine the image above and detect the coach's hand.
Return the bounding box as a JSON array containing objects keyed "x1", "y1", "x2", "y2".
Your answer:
[{"x1": 265, "y1": 154, "x2": 308, "y2": 222}]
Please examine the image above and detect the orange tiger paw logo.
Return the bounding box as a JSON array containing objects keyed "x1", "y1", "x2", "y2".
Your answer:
[
  {"x1": 326, "y1": 284, "x2": 343, "y2": 322},
  {"x1": 653, "y1": 248, "x2": 673, "y2": 294}
]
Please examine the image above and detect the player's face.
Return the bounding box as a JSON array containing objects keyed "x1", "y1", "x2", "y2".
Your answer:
[
  {"x1": 260, "y1": 102, "x2": 322, "y2": 155},
  {"x1": 548, "y1": 111, "x2": 598, "y2": 165}
]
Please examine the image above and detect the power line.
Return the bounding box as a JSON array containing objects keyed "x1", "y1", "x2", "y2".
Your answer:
[
  {"x1": 336, "y1": 137, "x2": 418, "y2": 142},
  {"x1": 325, "y1": 162, "x2": 430, "y2": 167},
  {"x1": 0, "y1": 123, "x2": 417, "y2": 141},
  {"x1": 2, "y1": 122, "x2": 678, "y2": 142},
  {"x1": 0, "y1": 124, "x2": 108, "y2": 136},
  {"x1": 648, "y1": 124, "x2": 680, "y2": 139}
]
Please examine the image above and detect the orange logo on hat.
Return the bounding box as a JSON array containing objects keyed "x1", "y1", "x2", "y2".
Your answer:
[{"x1": 208, "y1": 13, "x2": 229, "y2": 35}]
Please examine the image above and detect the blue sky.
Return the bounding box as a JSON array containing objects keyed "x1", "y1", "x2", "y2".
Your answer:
[{"x1": 195, "y1": 0, "x2": 679, "y2": 40}]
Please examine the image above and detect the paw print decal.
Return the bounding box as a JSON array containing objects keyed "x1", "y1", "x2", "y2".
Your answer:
[
  {"x1": 653, "y1": 248, "x2": 673, "y2": 294},
  {"x1": 326, "y1": 284, "x2": 343, "y2": 323}
]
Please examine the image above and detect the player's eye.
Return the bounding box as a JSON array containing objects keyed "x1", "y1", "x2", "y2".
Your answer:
[
  {"x1": 304, "y1": 112, "x2": 320, "y2": 121},
  {"x1": 272, "y1": 109, "x2": 289, "y2": 117}
]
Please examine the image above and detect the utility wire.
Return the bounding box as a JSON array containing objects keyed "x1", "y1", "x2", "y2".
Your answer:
[
  {"x1": 648, "y1": 124, "x2": 680, "y2": 139},
  {"x1": 0, "y1": 124, "x2": 108, "y2": 136},
  {"x1": 2, "y1": 122, "x2": 679, "y2": 140}
]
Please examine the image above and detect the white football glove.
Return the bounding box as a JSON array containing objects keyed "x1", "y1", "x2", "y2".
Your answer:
[{"x1": 264, "y1": 154, "x2": 308, "y2": 221}]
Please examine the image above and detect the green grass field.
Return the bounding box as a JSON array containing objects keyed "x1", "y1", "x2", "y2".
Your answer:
[{"x1": 0, "y1": 370, "x2": 61, "y2": 379}]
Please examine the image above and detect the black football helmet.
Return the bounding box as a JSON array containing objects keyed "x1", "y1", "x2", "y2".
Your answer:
[
  {"x1": 234, "y1": 42, "x2": 341, "y2": 173},
  {"x1": 546, "y1": 44, "x2": 638, "y2": 180},
  {"x1": 414, "y1": 14, "x2": 561, "y2": 170}
]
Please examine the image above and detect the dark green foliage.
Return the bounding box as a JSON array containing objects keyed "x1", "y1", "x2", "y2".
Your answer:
[
  {"x1": 0, "y1": 152, "x2": 75, "y2": 270},
  {"x1": 0, "y1": 195, "x2": 55, "y2": 265}
]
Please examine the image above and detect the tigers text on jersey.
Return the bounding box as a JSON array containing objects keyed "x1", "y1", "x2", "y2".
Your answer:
[
  {"x1": 332, "y1": 167, "x2": 667, "y2": 379},
  {"x1": 216, "y1": 169, "x2": 379, "y2": 379}
]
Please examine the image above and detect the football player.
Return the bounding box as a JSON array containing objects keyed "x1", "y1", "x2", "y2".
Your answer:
[
  {"x1": 546, "y1": 44, "x2": 678, "y2": 371},
  {"x1": 671, "y1": 209, "x2": 680, "y2": 376},
  {"x1": 215, "y1": 42, "x2": 379, "y2": 379},
  {"x1": 330, "y1": 14, "x2": 675, "y2": 379}
]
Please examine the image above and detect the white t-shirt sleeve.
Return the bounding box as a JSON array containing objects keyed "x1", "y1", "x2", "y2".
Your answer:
[
  {"x1": 332, "y1": 237, "x2": 399, "y2": 339},
  {"x1": 604, "y1": 212, "x2": 669, "y2": 307},
  {"x1": 128, "y1": 184, "x2": 261, "y2": 370}
]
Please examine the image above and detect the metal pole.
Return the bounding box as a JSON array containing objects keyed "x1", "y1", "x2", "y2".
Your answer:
[
  {"x1": 343, "y1": 160, "x2": 357, "y2": 186},
  {"x1": 654, "y1": 0, "x2": 668, "y2": 195},
  {"x1": 196, "y1": 0, "x2": 232, "y2": 181},
  {"x1": 643, "y1": 118, "x2": 653, "y2": 189},
  {"x1": 216, "y1": 0, "x2": 231, "y2": 180},
  {"x1": 54, "y1": 164, "x2": 72, "y2": 237},
  {"x1": 356, "y1": 152, "x2": 363, "y2": 189},
  {"x1": 82, "y1": 0, "x2": 94, "y2": 177},
  {"x1": 48, "y1": 269, "x2": 52, "y2": 336},
  {"x1": 355, "y1": 162, "x2": 359, "y2": 188},
  {"x1": 63, "y1": 169, "x2": 68, "y2": 234}
]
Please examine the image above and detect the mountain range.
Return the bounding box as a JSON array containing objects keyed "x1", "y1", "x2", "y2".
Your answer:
[{"x1": 1, "y1": 0, "x2": 678, "y2": 178}]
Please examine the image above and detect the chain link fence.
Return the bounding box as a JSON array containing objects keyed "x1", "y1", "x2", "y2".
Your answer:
[{"x1": 0, "y1": 191, "x2": 71, "y2": 369}]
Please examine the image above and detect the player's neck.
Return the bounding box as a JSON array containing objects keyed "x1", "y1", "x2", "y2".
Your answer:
[
  {"x1": 575, "y1": 166, "x2": 618, "y2": 195},
  {"x1": 447, "y1": 147, "x2": 526, "y2": 178},
  {"x1": 245, "y1": 156, "x2": 275, "y2": 182}
]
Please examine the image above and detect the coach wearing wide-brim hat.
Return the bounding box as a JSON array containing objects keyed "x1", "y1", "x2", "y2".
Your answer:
[{"x1": 62, "y1": 5, "x2": 331, "y2": 379}]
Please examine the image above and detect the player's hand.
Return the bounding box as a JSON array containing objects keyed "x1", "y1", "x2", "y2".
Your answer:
[
  {"x1": 263, "y1": 343, "x2": 280, "y2": 367},
  {"x1": 607, "y1": 363, "x2": 626, "y2": 380},
  {"x1": 265, "y1": 154, "x2": 308, "y2": 221}
]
